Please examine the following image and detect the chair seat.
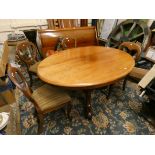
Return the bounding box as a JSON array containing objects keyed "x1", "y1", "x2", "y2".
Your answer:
[
  {"x1": 129, "y1": 67, "x2": 149, "y2": 80},
  {"x1": 29, "y1": 62, "x2": 40, "y2": 73},
  {"x1": 32, "y1": 84, "x2": 71, "y2": 113}
]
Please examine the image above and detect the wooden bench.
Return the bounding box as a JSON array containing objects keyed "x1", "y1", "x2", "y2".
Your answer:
[{"x1": 37, "y1": 26, "x2": 98, "y2": 58}]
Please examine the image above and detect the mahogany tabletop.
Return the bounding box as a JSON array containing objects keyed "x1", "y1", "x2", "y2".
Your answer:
[{"x1": 37, "y1": 46, "x2": 135, "y2": 89}]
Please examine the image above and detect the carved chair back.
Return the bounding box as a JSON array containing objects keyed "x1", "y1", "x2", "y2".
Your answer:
[
  {"x1": 16, "y1": 41, "x2": 39, "y2": 67},
  {"x1": 119, "y1": 42, "x2": 141, "y2": 62},
  {"x1": 7, "y1": 64, "x2": 40, "y2": 111},
  {"x1": 55, "y1": 37, "x2": 76, "y2": 51}
]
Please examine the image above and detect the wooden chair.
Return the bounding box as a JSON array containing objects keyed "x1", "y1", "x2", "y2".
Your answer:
[
  {"x1": 7, "y1": 64, "x2": 72, "y2": 134},
  {"x1": 45, "y1": 37, "x2": 76, "y2": 57},
  {"x1": 119, "y1": 42, "x2": 142, "y2": 90},
  {"x1": 119, "y1": 41, "x2": 149, "y2": 81},
  {"x1": 55, "y1": 37, "x2": 76, "y2": 51},
  {"x1": 106, "y1": 42, "x2": 143, "y2": 99},
  {"x1": 16, "y1": 41, "x2": 41, "y2": 86}
]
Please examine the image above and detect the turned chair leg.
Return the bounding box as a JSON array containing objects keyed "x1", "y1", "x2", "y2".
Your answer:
[
  {"x1": 122, "y1": 76, "x2": 128, "y2": 91},
  {"x1": 24, "y1": 64, "x2": 33, "y2": 87},
  {"x1": 38, "y1": 114, "x2": 44, "y2": 134},
  {"x1": 29, "y1": 72, "x2": 33, "y2": 87},
  {"x1": 106, "y1": 85, "x2": 113, "y2": 99},
  {"x1": 65, "y1": 103, "x2": 72, "y2": 120}
]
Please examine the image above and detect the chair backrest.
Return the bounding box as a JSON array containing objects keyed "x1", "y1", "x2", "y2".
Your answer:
[
  {"x1": 7, "y1": 64, "x2": 43, "y2": 112},
  {"x1": 7, "y1": 64, "x2": 32, "y2": 96},
  {"x1": 119, "y1": 42, "x2": 141, "y2": 62},
  {"x1": 16, "y1": 41, "x2": 39, "y2": 67},
  {"x1": 55, "y1": 37, "x2": 76, "y2": 51}
]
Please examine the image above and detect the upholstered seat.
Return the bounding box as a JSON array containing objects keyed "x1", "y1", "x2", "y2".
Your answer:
[{"x1": 32, "y1": 84, "x2": 71, "y2": 113}]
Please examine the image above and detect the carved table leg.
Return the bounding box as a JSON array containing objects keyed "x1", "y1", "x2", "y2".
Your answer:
[{"x1": 84, "y1": 90, "x2": 92, "y2": 119}]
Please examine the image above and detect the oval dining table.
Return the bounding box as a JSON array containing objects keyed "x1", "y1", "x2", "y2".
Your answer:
[{"x1": 37, "y1": 46, "x2": 135, "y2": 119}]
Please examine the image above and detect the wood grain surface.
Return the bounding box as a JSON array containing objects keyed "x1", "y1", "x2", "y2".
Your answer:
[{"x1": 37, "y1": 46, "x2": 135, "y2": 89}]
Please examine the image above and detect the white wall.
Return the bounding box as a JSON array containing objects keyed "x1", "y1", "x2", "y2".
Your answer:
[
  {"x1": 0, "y1": 19, "x2": 47, "y2": 31},
  {"x1": 100, "y1": 19, "x2": 118, "y2": 39},
  {"x1": 0, "y1": 19, "x2": 48, "y2": 43}
]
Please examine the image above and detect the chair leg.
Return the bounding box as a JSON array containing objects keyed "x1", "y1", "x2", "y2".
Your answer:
[
  {"x1": 122, "y1": 76, "x2": 128, "y2": 91},
  {"x1": 29, "y1": 72, "x2": 33, "y2": 87},
  {"x1": 106, "y1": 85, "x2": 113, "y2": 99},
  {"x1": 65, "y1": 103, "x2": 72, "y2": 120},
  {"x1": 38, "y1": 114, "x2": 44, "y2": 134},
  {"x1": 24, "y1": 64, "x2": 33, "y2": 87}
]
